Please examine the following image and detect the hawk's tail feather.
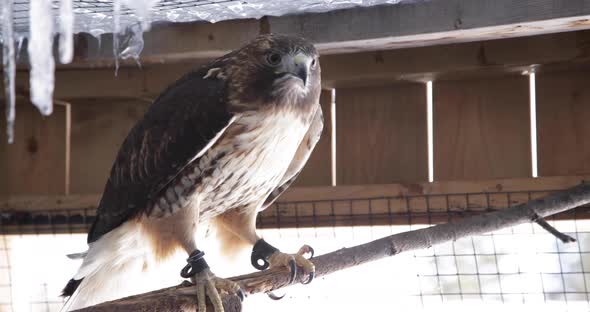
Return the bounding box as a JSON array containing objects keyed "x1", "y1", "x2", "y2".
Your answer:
[
  {"x1": 62, "y1": 220, "x2": 184, "y2": 311},
  {"x1": 61, "y1": 278, "x2": 83, "y2": 297}
]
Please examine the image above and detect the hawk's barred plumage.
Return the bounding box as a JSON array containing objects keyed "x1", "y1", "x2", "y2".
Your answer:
[{"x1": 63, "y1": 34, "x2": 323, "y2": 311}]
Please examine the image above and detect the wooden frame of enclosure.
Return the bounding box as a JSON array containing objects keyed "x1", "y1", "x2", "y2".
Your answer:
[{"x1": 2, "y1": 0, "x2": 590, "y2": 232}]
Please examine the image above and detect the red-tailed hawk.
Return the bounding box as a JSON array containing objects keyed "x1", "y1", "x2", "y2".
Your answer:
[{"x1": 62, "y1": 34, "x2": 322, "y2": 311}]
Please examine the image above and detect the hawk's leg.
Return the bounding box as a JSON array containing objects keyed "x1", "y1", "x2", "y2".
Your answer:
[
  {"x1": 251, "y1": 239, "x2": 315, "y2": 284},
  {"x1": 180, "y1": 249, "x2": 244, "y2": 312},
  {"x1": 213, "y1": 208, "x2": 315, "y2": 286}
]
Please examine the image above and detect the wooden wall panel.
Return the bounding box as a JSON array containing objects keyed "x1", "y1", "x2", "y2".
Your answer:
[
  {"x1": 294, "y1": 90, "x2": 333, "y2": 186},
  {"x1": 0, "y1": 102, "x2": 70, "y2": 195},
  {"x1": 69, "y1": 98, "x2": 148, "y2": 194},
  {"x1": 336, "y1": 83, "x2": 428, "y2": 185},
  {"x1": 433, "y1": 76, "x2": 530, "y2": 181},
  {"x1": 537, "y1": 71, "x2": 590, "y2": 176}
]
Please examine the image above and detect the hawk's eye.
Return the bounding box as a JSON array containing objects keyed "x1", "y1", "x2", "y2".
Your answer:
[{"x1": 265, "y1": 52, "x2": 282, "y2": 66}]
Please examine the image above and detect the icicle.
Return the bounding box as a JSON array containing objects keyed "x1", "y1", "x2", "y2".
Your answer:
[
  {"x1": 2, "y1": 0, "x2": 16, "y2": 143},
  {"x1": 28, "y1": 0, "x2": 55, "y2": 116},
  {"x1": 59, "y1": 0, "x2": 74, "y2": 64},
  {"x1": 119, "y1": 23, "x2": 144, "y2": 67},
  {"x1": 16, "y1": 35, "x2": 24, "y2": 62},
  {"x1": 122, "y1": 0, "x2": 160, "y2": 31},
  {"x1": 112, "y1": 0, "x2": 159, "y2": 75},
  {"x1": 113, "y1": 0, "x2": 121, "y2": 75},
  {"x1": 96, "y1": 33, "x2": 102, "y2": 51}
]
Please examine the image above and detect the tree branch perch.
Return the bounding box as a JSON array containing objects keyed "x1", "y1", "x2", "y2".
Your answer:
[{"x1": 76, "y1": 182, "x2": 590, "y2": 312}]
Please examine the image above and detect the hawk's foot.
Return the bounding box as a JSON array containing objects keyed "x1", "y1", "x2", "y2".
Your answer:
[
  {"x1": 268, "y1": 245, "x2": 315, "y2": 284},
  {"x1": 181, "y1": 250, "x2": 244, "y2": 312},
  {"x1": 191, "y1": 269, "x2": 243, "y2": 312},
  {"x1": 251, "y1": 240, "x2": 315, "y2": 300}
]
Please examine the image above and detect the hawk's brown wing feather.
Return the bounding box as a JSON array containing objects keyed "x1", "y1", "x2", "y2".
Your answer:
[
  {"x1": 88, "y1": 66, "x2": 235, "y2": 243},
  {"x1": 261, "y1": 104, "x2": 324, "y2": 209}
]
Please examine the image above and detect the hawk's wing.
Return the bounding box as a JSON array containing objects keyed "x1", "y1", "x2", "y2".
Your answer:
[
  {"x1": 88, "y1": 66, "x2": 235, "y2": 243},
  {"x1": 262, "y1": 104, "x2": 324, "y2": 209}
]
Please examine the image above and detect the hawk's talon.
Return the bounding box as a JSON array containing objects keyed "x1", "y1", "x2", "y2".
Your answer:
[
  {"x1": 267, "y1": 291, "x2": 285, "y2": 300},
  {"x1": 298, "y1": 245, "x2": 314, "y2": 259},
  {"x1": 288, "y1": 259, "x2": 297, "y2": 284},
  {"x1": 237, "y1": 288, "x2": 245, "y2": 302},
  {"x1": 302, "y1": 271, "x2": 314, "y2": 285},
  {"x1": 267, "y1": 245, "x2": 316, "y2": 285}
]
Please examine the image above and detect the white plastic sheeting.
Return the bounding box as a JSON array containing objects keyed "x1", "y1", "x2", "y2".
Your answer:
[{"x1": 4, "y1": 0, "x2": 406, "y2": 37}]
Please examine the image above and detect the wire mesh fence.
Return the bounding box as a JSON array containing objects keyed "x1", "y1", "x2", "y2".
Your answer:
[
  {"x1": 258, "y1": 189, "x2": 590, "y2": 229},
  {"x1": 0, "y1": 187, "x2": 589, "y2": 311}
]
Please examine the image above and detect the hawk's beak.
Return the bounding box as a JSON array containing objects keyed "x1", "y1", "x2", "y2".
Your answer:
[
  {"x1": 283, "y1": 53, "x2": 311, "y2": 86},
  {"x1": 296, "y1": 65, "x2": 308, "y2": 86}
]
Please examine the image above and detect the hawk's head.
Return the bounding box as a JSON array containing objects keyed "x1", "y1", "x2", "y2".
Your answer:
[{"x1": 223, "y1": 34, "x2": 321, "y2": 112}]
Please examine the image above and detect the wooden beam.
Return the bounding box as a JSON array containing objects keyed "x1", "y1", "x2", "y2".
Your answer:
[
  {"x1": 6, "y1": 29, "x2": 590, "y2": 100},
  {"x1": 44, "y1": 0, "x2": 590, "y2": 66},
  {"x1": 321, "y1": 30, "x2": 590, "y2": 86},
  {"x1": 0, "y1": 194, "x2": 101, "y2": 212},
  {"x1": 2, "y1": 176, "x2": 589, "y2": 234},
  {"x1": 273, "y1": 0, "x2": 590, "y2": 53},
  {"x1": 278, "y1": 175, "x2": 590, "y2": 202},
  {"x1": 2, "y1": 175, "x2": 588, "y2": 212}
]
